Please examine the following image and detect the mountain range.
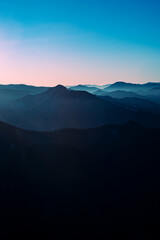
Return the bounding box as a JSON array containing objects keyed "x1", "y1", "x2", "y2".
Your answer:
[
  {"x1": 0, "y1": 81, "x2": 160, "y2": 238},
  {"x1": 0, "y1": 84, "x2": 160, "y2": 131},
  {"x1": 69, "y1": 81, "x2": 160, "y2": 103},
  {"x1": 103, "y1": 81, "x2": 160, "y2": 93},
  {"x1": 0, "y1": 84, "x2": 48, "y2": 101}
]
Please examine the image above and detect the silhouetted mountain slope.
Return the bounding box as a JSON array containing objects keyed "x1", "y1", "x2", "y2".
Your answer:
[
  {"x1": 98, "y1": 94, "x2": 160, "y2": 127},
  {"x1": 96, "y1": 88, "x2": 160, "y2": 105},
  {"x1": 104, "y1": 81, "x2": 143, "y2": 92},
  {"x1": 0, "y1": 84, "x2": 48, "y2": 101},
  {"x1": 146, "y1": 95, "x2": 160, "y2": 104},
  {"x1": 146, "y1": 86, "x2": 160, "y2": 96},
  {"x1": 95, "y1": 88, "x2": 160, "y2": 105},
  {"x1": 0, "y1": 120, "x2": 160, "y2": 239},
  {"x1": 93, "y1": 89, "x2": 106, "y2": 95},
  {"x1": 69, "y1": 84, "x2": 99, "y2": 93},
  {"x1": 97, "y1": 90, "x2": 145, "y2": 98},
  {"x1": 92, "y1": 82, "x2": 160, "y2": 105},
  {"x1": 1, "y1": 119, "x2": 159, "y2": 148},
  {"x1": 104, "y1": 81, "x2": 160, "y2": 94},
  {"x1": 151, "y1": 86, "x2": 160, "y2": 91},
  {"x1": 117, "y1": 97, "x2": 160, "y2": 114},
  {"x1": 0, "y1": 84, "x2": 160, "y2": 131},
  {"x1": 144, "y1": 82, "x2": 160, "y2": 88},
  {"x1": 0, "y1": 85, "x2": 144, "y2": 131},
  {"x1": 0, "y1": 83, "x2": 48, "y2": 92}
]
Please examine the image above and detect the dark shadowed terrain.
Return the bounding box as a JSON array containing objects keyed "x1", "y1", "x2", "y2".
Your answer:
[
  {"x1": 0, "y1": 120, "x2": 160, "y2": 239},
  {"x1": 0, "y1": 82, "x2": 160, "y2": 239}
]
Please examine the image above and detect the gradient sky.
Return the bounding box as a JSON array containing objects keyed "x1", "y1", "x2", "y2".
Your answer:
[{"x1": 0, "y1": 0, "x2": 160, "y2": 86}]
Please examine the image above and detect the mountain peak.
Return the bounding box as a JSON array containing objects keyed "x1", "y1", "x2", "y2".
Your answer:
[
  {"x1": 113, "y1": 81, "x2": 130, "y2": 86},
  {"x1": 45, "y1": 85, "x2": 68, "y2": 96},
  {"x1": 54, "y1": 84, "x2": 67, "y2": 90}
]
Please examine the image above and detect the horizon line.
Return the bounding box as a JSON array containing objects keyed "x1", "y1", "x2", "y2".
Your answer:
[{"x1": 0, "y1": 80, "x2": 160, "y2": 88}]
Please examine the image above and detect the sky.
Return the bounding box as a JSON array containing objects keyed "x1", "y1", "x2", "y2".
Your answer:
[{"x1": 0, "y1": 0, "x2": 160, "y2": 86}]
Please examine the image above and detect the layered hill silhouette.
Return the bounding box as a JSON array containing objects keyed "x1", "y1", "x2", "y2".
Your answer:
[
  {"x1": 0, "y1": 85, "x2": 137, "y2": 131},
  {"x1": 0, "y1": 84, "x2": 160, "y2": 131},
  {"x1": 103, "y1": 81, "x2": 160, "y2": 93},
  {"x1": 96, "y1": 90, "x2": 145, "y2": 98},
  {"x1": 69, "y1": 84, "x2": 99, "y2": 93},
  {"x1": 69, "y1": 82, "x2": 160, "y2": 104},
  {"x1": 69, "y1": 82, "x2": 160, "y2": 95},
  {"x1": 117, "y1": 97, "x2": 160, "y2": 114},
  {"x1": 0, "y1": 84, "x2": 48, "y2": 101}
]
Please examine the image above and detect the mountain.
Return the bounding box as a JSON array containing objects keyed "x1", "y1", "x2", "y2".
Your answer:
[
  {"x1": 69, "y1": 84, "x2": 99, "y2": 93},
  {"x1": 143, "y1": 82, "x2": 160, "y2": 89},
  {"x1": 93, "y1": 89, "x2": 107, "y2": 96},
  {"x1": 104, "y1": 81, "x2": 160, "y2": 94},
  {"x1": 0, "y1": 84, "x2": 49, "y2": 93},
  {"x1": 0, "y1": 120, "x2": 160, "y2": 238},
  {"x1": 95, "y1": 90, "x2": 146, "y2": 98},
  {"x1": 146, "y1": 95, "x2": 160, "y2": 104},
  {"x1": 117, "y1": 97, "x2": 160, "y2": 115},
  {"x1": 0, "y1": 85, "x2": 137, "y2": 131},
  {"x1": 69, "y1": 84, "x2": 111, "y2": 93},
  {"x1": 146, "y1": 86, "x2": 160, "y2": 96},
  {"x1": 104, "y1": 81, "x2": 143, "y2": 92},
  {"x1": 0, "y1": 84, "x2": 160, "y2": 131},
  {"x1": 0, "y1": 84, "x2": 49, "y2": 101},
  {"x1": 101, "y1": 82, "x2": 160, "y2": 104},
  {"x1": 85, "y1": 84, "x2": 111, "y2": 89},
  {"x1": 100, "y1": 94, "x2": 160, "y2": 115}
]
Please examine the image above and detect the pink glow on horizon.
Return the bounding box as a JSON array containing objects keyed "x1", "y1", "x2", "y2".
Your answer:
[
  {"x1": 0, "y1": 35, "x2": 159, "y2": 87},
  {"x1": 0, "y1": 56, "x2": 145, "y2": 87}
]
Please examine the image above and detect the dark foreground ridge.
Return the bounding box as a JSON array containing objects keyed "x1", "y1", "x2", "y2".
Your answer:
[{"x1": 0, "y1": 120, "x2": 160, "y2": 239}]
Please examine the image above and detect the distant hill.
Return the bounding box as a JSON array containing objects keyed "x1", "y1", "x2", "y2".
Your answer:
[
  {"x1": 93, "y1": 89, "x2": 106, "y2": 96},
  {"x1": 146, "y1": 86, "x2": 160, "y2": 96},
  {"x1": 68, "y1": 84, "x2": 111, "y2": 92},
  {"x1": 101, "y1": 82, "x2": 160, "y2": 104},
  {"x1": 0, "y1": 84, "x2": 49, "y2": 92},
  {"x1": 96, "y1": 90, "x2": 145, "y2": 99},
  {"x1": 0, "y1": 85, "x2": 159, "y2": 131},
  {"x1": 84, "y1": 84, "x2": 111, "y2": 89},
  {"x1": 103, "y1": 81, "x2": 143, "y2": 92},
  {"x1": 104, "y1": 81, "x2": 160, "y2": 93},
  {"x1": 117, "y1": 97, "x2": 160, "y2": 115},
  {"x1": 69, "y1": 82, "x2": 160, "y2": 103},
  {"x1": 69, "y1": 84, "x2": 99, "y2": 93},
  {"x1": 0, "y1": 85, "x2": 139, "y2": 131},
  {"x1": 0, "y1": 84, "x2": 49, "y2": 101}
]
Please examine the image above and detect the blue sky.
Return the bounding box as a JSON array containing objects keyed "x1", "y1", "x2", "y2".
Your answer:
[{"x1": 0, "y1": 0, "x2": 159, "y2": 86}]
